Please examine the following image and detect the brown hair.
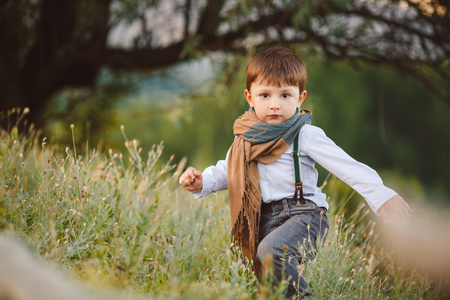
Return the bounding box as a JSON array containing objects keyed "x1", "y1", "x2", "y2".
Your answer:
[{"x1": 246, "y1": 47, "x2": 307, "y2": 92}]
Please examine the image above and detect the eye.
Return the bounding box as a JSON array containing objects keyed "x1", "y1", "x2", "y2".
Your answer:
[
  {"x1": 261, "y1": 93, "x2": 269, "y2": 99},
  {"x1": 281, "y1": 93, "x2": 290, "y2": 99}
]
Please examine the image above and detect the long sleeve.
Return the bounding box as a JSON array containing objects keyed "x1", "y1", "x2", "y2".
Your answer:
[
  {"x1": 302, "y1": 125, "x2": 397, "y2": 214},
  {"x1": 192, "y1": 153, "x2": 229, "y2": 198}
]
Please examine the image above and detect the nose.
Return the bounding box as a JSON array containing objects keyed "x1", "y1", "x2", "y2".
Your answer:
[{"x1": 270, "y1": 97, "x2": 280, "y2": 110}]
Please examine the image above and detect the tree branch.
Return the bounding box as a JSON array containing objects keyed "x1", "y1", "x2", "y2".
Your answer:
[
  {"x1": 104, "y1": 42, "x2": 185, "y2": 70},
  {"x1": 197, "y1": 0, "x2": 226, "y2": 38}
]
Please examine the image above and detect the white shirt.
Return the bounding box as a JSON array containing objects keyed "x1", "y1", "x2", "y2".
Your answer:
[{"x1": 193, "y1": 124, "x2": 397, "y2": 214}]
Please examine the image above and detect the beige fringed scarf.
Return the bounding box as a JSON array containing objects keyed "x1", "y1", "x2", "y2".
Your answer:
[{"x1": 227, "y1": 109, "x2": 311, "y2": 278}]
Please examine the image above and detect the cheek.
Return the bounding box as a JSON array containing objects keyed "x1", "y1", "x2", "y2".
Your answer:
[
  {"x1": 283, "y1": 101, "x2": 298, "y2": 110},
  {"x1": 253, "y1": 106, "x2": 263, "y2": 115},
  {"x1": 285, "y1": 103, "x2": 298, "y2": 117},
  {"x1": 252, "y1": 108, "x2": 266, "y2": 121}
]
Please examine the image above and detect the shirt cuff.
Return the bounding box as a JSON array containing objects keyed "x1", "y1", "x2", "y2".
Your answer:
[
  {"x1": 367, "y1": 186, "x2": 398, "y2": 215},
  {"x1": 191, "y1": 172, "x2": 215, "y2": 199}
]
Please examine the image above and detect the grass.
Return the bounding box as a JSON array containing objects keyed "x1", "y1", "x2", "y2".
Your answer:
[{"x1": 0, "y1": 119, "x2": 446, "y2": 299}]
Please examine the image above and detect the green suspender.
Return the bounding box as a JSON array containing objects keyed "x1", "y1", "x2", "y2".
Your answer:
[{"x1": 291, "y1": 132, "x2": 306, "y2": 205}]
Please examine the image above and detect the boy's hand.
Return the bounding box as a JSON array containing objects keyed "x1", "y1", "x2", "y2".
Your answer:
[
  {"x1": 378, "y1": 195, "x2": 411, "y2": 223},
  {"x1": 179, "y1": 167, "x2": 203, "y2": 192}
]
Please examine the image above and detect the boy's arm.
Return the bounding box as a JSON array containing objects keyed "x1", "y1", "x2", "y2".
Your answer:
[{"x1": 303, "y1": 125, "x2": 410, "y2": 218}]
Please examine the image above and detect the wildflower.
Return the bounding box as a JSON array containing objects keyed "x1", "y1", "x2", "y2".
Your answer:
[
  {"x1": 120, "y1": 125, "x2": 125, "y2": 131},
  {"x1": 70, "y1": 124, "x2": 74, "y2": 129}
]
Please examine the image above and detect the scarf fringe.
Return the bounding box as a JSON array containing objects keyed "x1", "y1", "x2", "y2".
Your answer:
[{"x1": 231, "y1": 190, "x2": 261, "y2": 279}]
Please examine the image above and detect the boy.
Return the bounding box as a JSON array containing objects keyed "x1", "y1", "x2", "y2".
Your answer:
[{"x1": 179, "y1": 47, "x2": 410, "y2": 298}]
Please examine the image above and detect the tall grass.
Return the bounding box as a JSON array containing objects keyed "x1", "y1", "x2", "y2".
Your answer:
[{"x1": 0, "y1": 120, "x2": 444, "y2": 299}]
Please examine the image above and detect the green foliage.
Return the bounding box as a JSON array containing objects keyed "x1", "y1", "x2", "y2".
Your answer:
[
  {"x1": 104, "y1": 54, "x2": 250, "y2": 170},
  {"x1": 0, "y1": 123, "x2": 446, "y2": 299},
  {"x1": 43, "y1": 69, "x2": 138, "y2": 147},
  {"x1": 306, "y1": 60, "x2": 450, "y2": 197}
]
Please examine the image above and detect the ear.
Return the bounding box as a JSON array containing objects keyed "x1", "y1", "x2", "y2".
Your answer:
[
  {"x1": 297, "y1": 90, "x2": 307, "y2": 108},
  {"x1": 244, "y1": 89, "x2": 254, "y2": 108}
]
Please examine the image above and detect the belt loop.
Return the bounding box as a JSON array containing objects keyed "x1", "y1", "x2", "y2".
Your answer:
[{"x1": 282, "y1": 199, "x2": 289, "y2": 213}]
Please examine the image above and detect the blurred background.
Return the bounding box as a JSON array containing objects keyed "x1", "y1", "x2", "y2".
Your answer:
[{"x1": 1, "y1": 0, "x2": 449, "y2": 205}]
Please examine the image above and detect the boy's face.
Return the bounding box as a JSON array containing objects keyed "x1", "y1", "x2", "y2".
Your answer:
[{"x1": 245, "y1": 80, "x2": 307, "y2": 125}]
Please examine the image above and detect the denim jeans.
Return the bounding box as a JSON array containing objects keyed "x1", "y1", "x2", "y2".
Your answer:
[{"x1": 257, "y1": 199, "x2": 329, "y2": 299}]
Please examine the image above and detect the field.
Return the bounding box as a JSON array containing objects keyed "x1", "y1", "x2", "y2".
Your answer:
[{"x1": 0, "y1": 124, "x2": 446, "y2": 299}]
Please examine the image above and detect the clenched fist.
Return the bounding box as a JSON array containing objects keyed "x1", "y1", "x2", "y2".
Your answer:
[{"x1": 179, "y1": 167, "x2": 203, "y2": 192}]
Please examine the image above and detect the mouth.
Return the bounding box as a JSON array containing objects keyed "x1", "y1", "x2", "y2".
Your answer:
[{"x1": 269, "y1": 114, "x2": 280, "y2": 118}]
